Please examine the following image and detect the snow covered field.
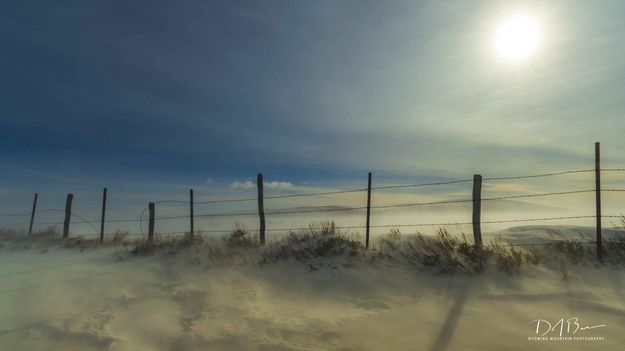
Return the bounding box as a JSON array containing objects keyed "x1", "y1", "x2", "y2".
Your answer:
[{"x1": 0, "y1": 226, "x2": 624, "y2": 351}]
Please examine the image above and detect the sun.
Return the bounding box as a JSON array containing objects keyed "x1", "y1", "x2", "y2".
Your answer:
[{"x1": 493, "y1": 14, "x2": 541, "y2": 62}]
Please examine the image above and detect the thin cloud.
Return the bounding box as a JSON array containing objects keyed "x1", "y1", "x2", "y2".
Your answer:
[
  {"x1": 265, "y1": 181, "x2": 293, "y2": 190},
  {"x1": 230, "y1": 181, "x2": 255, "y2": 190},
  {"x1": 230, "y1": 180, "x2": 294, "y2": 190}
]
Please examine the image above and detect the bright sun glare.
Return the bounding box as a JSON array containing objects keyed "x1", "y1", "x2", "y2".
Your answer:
[{"x1": 494, "y1": 14, "x2": 541, "y2": 62}]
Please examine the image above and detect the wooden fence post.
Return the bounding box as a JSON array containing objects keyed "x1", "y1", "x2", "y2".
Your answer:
[
  {"x1": 189, "y1": 189, "x2": 194, "y2": 242},
  {"x1": 472, "y1": 174, "x2": 483, "y2": 248},
  {"x1": 366, "y1": 172, "x2": 372, "y2": 249},
  {"x1": 28, "y1": 193, "x2": 38, "y2": 235},
  {"x1": 63, "y1": 193, "x2": 74, "y2": 238},
  {"x1": 148, "y1": 202, "x2": 155, "y2": 241},
  {"x1": 595, "y1": 142, "x2": 602, "y2": 260},
  {"x1": 100, "y1": 188, "x2": 107, "y2": 243},
  {"x1": 257, "y1": 173, "x2": 266, "y2": 245}
]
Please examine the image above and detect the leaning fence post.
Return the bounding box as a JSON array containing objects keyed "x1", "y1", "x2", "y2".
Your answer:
[
  {"x1": 28, "y1": 193, "x2": 38, "y2": 235},
  {"x1": 365, "y1": 172, "x2": 372, "y2": 249},
  {"x1": 63, "y1": 193, "x2": 74, "y2": 238},
  {"x1": 189, "y1": 189, "x2": 194, "y2": 242},
  {"x1": 100, "y1": 188, "x2": 107, "y2": 243},
  {"x1": 257, "y1": 173, "x2": 266, "y2": 245},
  {"x1": 472, "y1": 174, "x2": 483, "y2": 248},
  {"x1": 595, "y1": 142, "x2": 602, "y2": 260},
  {"x1": 148, "y1": 202, "x2": 155, "y2": 241}
]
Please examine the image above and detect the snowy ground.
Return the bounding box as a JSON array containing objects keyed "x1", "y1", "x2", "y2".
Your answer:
[{"x1": 0, "y1": 226, "x2": 624, "y2": 351}]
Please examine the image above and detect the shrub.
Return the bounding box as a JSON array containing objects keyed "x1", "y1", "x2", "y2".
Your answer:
[
  {"x1": 401, "y1": 229, "x2": 466, "y2": 274},
  {"x1": 494, "y1": 246, "x2": 524, "y2": 275},
  {"x1": 378, "y1": 228, "x2": 402, "y2": 251},
  {"x1": 130, "y1": 232, "x2": 204, "y2": 256},
  {"x1": 225, "y1": 223, "x2": 259, "y2": 248},
  {"x1": 111, "y1": 230, "x2": 130, "y2": 244},
  {"x1": 131, "y1": 237, "x2": 161, "y2": 255},
  {"x1": 259, "y1": 221, "x2": 362, "y2": 265},
  {"x1": 547, "y1": 230, "x2": 589, "y2": 264}
]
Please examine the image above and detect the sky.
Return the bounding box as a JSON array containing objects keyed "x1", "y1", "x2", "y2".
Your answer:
[{"x1": 1, "y1": 0, "x2": 625, "y2": 234}]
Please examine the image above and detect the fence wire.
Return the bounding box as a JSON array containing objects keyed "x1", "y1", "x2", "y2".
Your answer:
[
  {"x1": 483, "y1": 169, "x2": 595, "y2": 181},
  {"x1": 2, "y1": 168, "x2": 625, "y2": 242},
  {"x1": 2, "y1": 188, "x2": 624, "y2": 226},
  {"x1": 56, "y1": 214, "x2": 624, "y2": 238}
]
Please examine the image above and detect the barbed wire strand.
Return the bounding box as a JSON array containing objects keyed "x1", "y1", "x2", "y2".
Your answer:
[
  {"x1": 160, "y1": 190, "x2": 592, "y2": 220},
  {"x1": 3, "y1": 188, "x2": 625, "y2": 227},
  {"x1": 183, "y1": 168, "x2": 621, "y2": 203},
  {"x1": 1, "y1": 167, "x2": 623, "y2": 219},
  {"x1": 0, "y1": 213, "x2": 31, "y2": 217},
  {"x1": 503, "y1": 241, "x2": 598, "y2": 247},
  {"x1": 371, "y1": 179, "x2": 473, "y2": 190},
  {"x1": 196, "y1": 188, "x2": 370, "y2": 204},
  {"x1": 483, "y1": 169, "x2": 594, "y2": 181},
  {"x1": 59, "y1": 214, "x2": 619, "y2": 237},
  {"x1": 481, "y1": 189, "x2": 595, "y2": 202}
]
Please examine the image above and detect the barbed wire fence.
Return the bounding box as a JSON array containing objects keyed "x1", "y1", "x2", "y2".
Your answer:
[{"x1": 1, "y1": 143, "x2": 624, "y2": 258}]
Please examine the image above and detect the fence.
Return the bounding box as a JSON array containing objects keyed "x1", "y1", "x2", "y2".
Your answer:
[{"x1": 1, "y1": 142, "x2": 625, "y2": 259}]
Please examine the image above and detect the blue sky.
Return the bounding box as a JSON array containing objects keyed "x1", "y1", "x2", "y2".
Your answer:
[{"x1": 1, "y1": 1, "x2": 625, "y2": 230}]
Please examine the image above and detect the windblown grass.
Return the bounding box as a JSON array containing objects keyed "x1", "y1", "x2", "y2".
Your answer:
[
  {"x1": 0, "y1": 227, "x2": 134, "y2": 252},
  {"x1": 260, "y1": 221, "x2": 362, "y2": 265},
  {"x1": 132, "y1": 232, "x2": 205, "y2": 256},
  {"x1": 225, "y1": 223, "x2": 259, "y2": 249},
  {"x1": 4, "y1": 217, "x2": 625, "y2": 277}
]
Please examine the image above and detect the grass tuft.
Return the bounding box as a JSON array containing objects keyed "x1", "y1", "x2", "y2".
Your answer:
[
  {"x1": 225, "y1": 223, "x2": 259, "y2": 249},
  {"x1": 5, "y1": 218, "x2": 625, "y2": 278},
  {"x1": 260, "y1": 221, "x2": 362, "y2": 265}
]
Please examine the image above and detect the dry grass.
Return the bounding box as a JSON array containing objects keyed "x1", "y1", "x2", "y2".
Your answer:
[
  {"x1": 0, "y1": 227, "x2": 135, "y2": 252},
  {"x1": 225, "y1": 223, "x2": 259, "y2": 249},
  {"x1": 546, "y1": 229, "x2": 592, "y2": 264},
  {"x1": 398, "y1": 229, "x2": 492, "y2": 274},
  {"x1": 0, "y1": 226, "x2": 59, "y2": 250},
  {"x1": 260, "y1": 221, "x2": 363, "y2": 265},
  {"x1": 131, "y1": 232, "x2": 205, "y2": 256},
  {"x1": 5, "y1": 218, "x2": 625, "y2": 278},
  {"x1": 392, "y1": 229, "x2": 559, "y2": 275}
]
